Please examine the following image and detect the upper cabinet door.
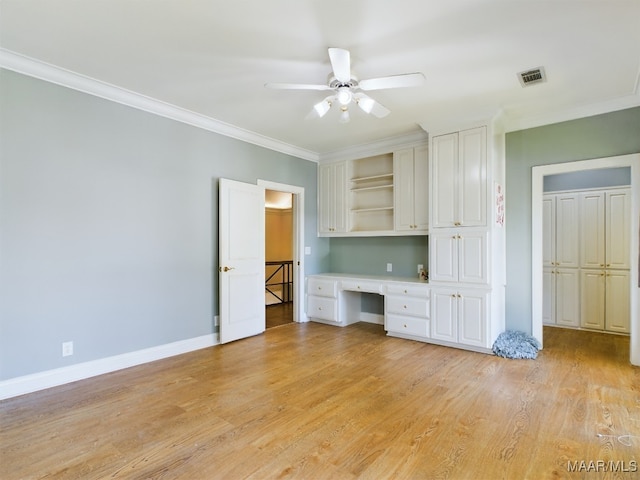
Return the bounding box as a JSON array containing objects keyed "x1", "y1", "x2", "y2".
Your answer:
[
  {"x1": 318, "y1": 161, "x2": 347, "y2": 235},
  {"x1": 394, "y1": 146, "x2": 429, "y2": 232},
  {"x1": 431, "y1": 126, "x2": 487, "y2": 228},
  {"x1": 458, "y1": 127, "x2": 487, "y2": 227},
  {"x1": 431, "y1": 132, "x2": 458, "y2": 228}
]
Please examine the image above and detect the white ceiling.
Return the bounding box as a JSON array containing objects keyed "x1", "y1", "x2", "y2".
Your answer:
[{"x1": 1, "y1": 0, "x2": 639, "y2": 159}]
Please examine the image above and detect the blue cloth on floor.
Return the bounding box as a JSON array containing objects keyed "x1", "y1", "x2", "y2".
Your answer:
[{"x1": 492, "y1": 330, "x2": 541, "y2": 359}]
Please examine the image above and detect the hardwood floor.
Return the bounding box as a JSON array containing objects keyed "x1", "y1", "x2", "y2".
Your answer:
[
  {"x1": 266, "y1": 302, "x2": 293, "y2": 329},
  {"x1": 1, "y1": 324, "x2": 638, "y2": 479}
]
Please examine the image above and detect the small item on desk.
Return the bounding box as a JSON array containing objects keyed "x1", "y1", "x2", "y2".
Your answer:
[{"x1": 419, "y1": 269, "x2": 428, "y2": 281}]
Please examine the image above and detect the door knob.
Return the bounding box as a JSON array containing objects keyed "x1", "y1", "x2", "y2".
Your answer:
[{"x1": 219, "y1": 266, "x2": 235, "y2": 272}]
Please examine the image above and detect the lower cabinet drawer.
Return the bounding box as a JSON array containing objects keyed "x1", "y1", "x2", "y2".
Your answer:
[
  {"x1": 341, "y1": 279, "x2": 382, "y2": 294},
  {"x1": 307, "y1": 295, "x2": 338, "y2": 322},
  {"x1": 385, "y1": 296, "x2": 429, "y2": 318},
  {"x1": 386, "y1": 314, "x2": 429, "y2": 337},
  {"x1": 307, "y1": 277, "x2": 337, "y2": 298}
]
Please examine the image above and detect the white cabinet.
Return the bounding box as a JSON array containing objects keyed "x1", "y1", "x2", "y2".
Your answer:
[
  {"x1": 543, "y1": 188, "x2": 630, "y2": 334},
  {"x1": 318, "y1": 161, "x2": 347, "y2": 235},
  {"x1": 542, "y1": 192, "x2": 581, "y2": 327},
  {"x1": 306, "y1": 277, "x2": 339, "y2": 323},
  {"x1": 384, "y1": 283, "x2": 430, "y2": 339},
  {"x1": 431, "y1": 288, "x2": 489, "y2": 349},
  {"x1": 554, "y1": 268, "x2": 581, "y2": 327},
  {"x1": 604, "y1": 189, "x2": 630, "y2": 269},
  {"x1": 543, "y1": 267, "x2": 580, "y2": 327},
  {"x1": 581, "y1": 269, "x2": 630, "y2": 333},
  {"x1": 318, "y1": 145, "x2": 428, "y2": 236},
  {"x1": 431, "y1": 127, "x2": 487, "y2": 228},
  {"x1": 578, "y1": 187, "x2": 631, "y2": 333},
  {"x1": 429, "y1": 229, "x2": 488, "y2": 284},
  {"x1": 394, "y1": 146, "x2": 429, "y2": 233}
]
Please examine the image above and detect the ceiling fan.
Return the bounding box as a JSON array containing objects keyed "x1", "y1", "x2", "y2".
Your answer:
[{"x1": 265, "y1": 48, "x2": 425, "y2": 123}]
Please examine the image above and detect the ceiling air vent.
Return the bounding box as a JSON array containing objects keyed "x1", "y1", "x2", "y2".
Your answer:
[{"x1": 518, "y1": 67, "x2": 546, "y2": 87}]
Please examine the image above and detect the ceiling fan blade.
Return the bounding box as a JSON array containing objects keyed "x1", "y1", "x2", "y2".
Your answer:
[
  {"x1": 328, "y1": 48, "x2": 351, "y2": 84},
  {"x1": 359, "y1": 72, "x2": 425, "y2": 91},
  {"x1": 355, "y1": 93, "x2": 390, "y2": 118},
  {"x1": 264, "y1": 82, "x2": 333, "y2": 91}
]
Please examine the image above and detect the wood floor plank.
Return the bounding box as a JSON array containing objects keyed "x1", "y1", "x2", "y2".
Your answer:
[{"x1": 1, "y1": 323, "x2": 638, "y2": 479}]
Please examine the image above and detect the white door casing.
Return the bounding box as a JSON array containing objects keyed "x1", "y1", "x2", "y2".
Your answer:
[
  {"x1": 257, "y1": 179, "x2": 306, "y2": 324},
  {"x1": 531, "y1": 154, "x2": 639, "y2": 366},
  {"x1": 219, "y1": 178, "x2": 265, "y2": 344}
]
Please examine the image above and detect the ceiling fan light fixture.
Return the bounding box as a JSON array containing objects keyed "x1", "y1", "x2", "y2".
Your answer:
[
  {"x1": 336, "y1": 87, "x2": 352, "y2": 106},
  {"x1": 313, "y1": 98, "x2": 332, "y2": 117},
  {"x1": 356, "y1": 96, "x2": 374, "y2": 114},
  {"x1": 339, "y1": 106, "x2": 350, "y2": 123}
]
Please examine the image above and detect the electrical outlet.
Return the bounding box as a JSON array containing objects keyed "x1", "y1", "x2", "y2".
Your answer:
[
  {"x1": 418, "y1": 264, "x2": 424, "y2": 273},
  {"x1": 386, "y1": 263, "x2": 393, "y2": 272},
  {"x1": 62, "y1": 341, "x2": 73, "y2": 357}
]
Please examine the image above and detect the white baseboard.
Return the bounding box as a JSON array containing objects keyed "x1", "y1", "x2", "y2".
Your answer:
[{"x1": 0, "y1": 334, "x2": 219, "y2": 400}]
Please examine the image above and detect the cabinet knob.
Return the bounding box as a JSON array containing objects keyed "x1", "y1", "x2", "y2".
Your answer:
[
  {"x1": 404, "y1": 324, "x2": 407, "y2": 328},
  {"x1": 454, "y1": 222, "x2": 461, "y2": 226},
  {"x1": 318, "y1": 306, "x2": 322, "y2": 311},
  {"x1": 457, "y1": 294, "x2": 462, "y2": 298},
  {"x1": 403, "y1": 305, "x2": 407, "y2": 309}
]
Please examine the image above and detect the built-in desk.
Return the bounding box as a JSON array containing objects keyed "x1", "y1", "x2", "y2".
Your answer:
[{"x1": 306, "y1": 273, "x2": 430, "y2": 342}]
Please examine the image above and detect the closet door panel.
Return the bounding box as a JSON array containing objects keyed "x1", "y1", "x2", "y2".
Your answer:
[
  {"x1": 580, "y1": 269, "x2": 605, "y2": 330},
  {"x1": 555, "y1": 194, "x2": 580, "y2": 268},
  {"x1": 580, "y1": 192, "x2": 605, "y2": 268},
  {"x1": 606, "y1": 189, "x2": 631, "y2": 269},
  {"x1": 606, "y1": 270, "x2": 630, "y2": 333},
  {"x1": 555, "y1": 268, "x2": 580, "y2": 327}
]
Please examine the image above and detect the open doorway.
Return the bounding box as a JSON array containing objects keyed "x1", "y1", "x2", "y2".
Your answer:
[
  {"x1": 265, "y1": 189, "x2": 294, "y2": 328},
  {"x1": 531, "y1": 154, "x2": 640, "y2": 366},
  {"x1": 258, "y1": 180, "x2": 306, "y2": 329}
]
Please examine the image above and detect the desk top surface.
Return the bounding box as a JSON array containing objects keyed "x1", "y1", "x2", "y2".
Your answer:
[{"x1": 308, "y1": 272, "x2": 428, "y2": 285}]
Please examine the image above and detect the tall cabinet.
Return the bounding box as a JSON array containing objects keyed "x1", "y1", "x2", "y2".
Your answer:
[
  {"x1": 429, "y1": 125, "x2": 504, "y2": 352},
  {"x1": 579, "y1": 188, "x2": 631, "y2": 333},
  {"x1": 542, "y1": 192, "x2": 581, "y2": 327},
  {"x1": 543, "y1": 187, "x2": 630, "y2": 334}
]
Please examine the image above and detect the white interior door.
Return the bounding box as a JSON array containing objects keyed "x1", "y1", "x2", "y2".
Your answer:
[{"x1": 219, "y1": 178, "x2": 265, "y2": 343}]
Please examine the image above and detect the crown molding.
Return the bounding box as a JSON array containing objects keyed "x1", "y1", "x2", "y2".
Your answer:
[
  {"x1": 501, "y1": 93, "x2": 640, "y2": 133},
  {"x1": 0, "y1": 48, "x2": 320, "y2": 162},
  {"x1": 318, "y1": 129, "x2": 429, "y2": 163}
]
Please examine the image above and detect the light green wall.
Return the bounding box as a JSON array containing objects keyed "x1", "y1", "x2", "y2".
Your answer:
[
  {"x1": 0, "y1": 69, "x2": 326, "y2": 380},
  {"x1": 329, "y1": 236, "x2": 428, "y2": 277},
  {"x1": 505, "y1": 106, "x2": 640, "y2": 333}
]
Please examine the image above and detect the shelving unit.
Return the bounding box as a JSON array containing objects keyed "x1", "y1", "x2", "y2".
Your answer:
[{"x1": 349, "y1": 154, "x2": 394, "y2": 232}]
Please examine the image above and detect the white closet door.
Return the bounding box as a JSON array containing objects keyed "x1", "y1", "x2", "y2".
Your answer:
[
  {"x1": 555, "y1": 194, "x2": 580, "y2": 268},
  {"x1": 580, "y1": 191, "x2": 605, "y2": 268},
  {"x1": 542, "y1": 268, "x2": 556, "y2": 325},
  {"x1": 606, "y1": 270, "x2": 630, "y2": 333},
  {"x1": 555, "y1": 268, "x2": 580, "y2": 327},
  {"x1": 542, "y1": 196, "x2": 556, "y2": 268},
  {"x1": 580, "y1": 269, "x2": 605, "y2": 330},
  {"x1": 606, "y1": 189, "x2": 631, "y2": 269}
]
